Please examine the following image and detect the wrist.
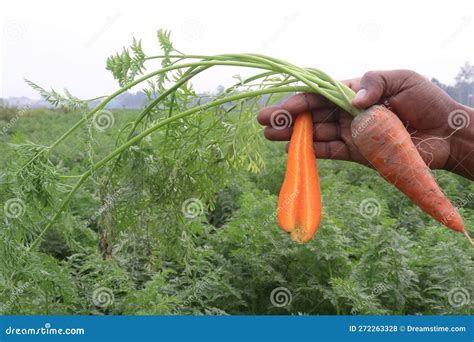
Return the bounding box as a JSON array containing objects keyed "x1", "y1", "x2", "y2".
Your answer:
[{"x1": 445, "y1": 103, "x2": 474, "y2": 179}]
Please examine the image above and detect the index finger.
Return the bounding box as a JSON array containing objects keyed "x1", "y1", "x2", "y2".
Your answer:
[
  {"x1": 342, "y1": 78, "x2": 361, "y2": 92},
  {"x1": 257, "y1": 93, "x2": 332, "y2": 126}
]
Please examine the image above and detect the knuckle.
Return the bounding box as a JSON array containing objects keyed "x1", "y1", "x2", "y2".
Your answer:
[
  {"x1": 363, "y1": 70, "x2": 378, "y2": 82},
  {"x1": 400, "y1": 69, "x2": 419, "y2": 78},
  {"x1": 361, "y1": 71, "x2": 384, "y2": 91},
  {"x1": 397, "y1": 69, "x2": 423, "y2": 82}
]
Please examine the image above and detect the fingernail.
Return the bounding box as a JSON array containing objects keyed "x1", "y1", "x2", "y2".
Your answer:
[{"x1": 353, "y1": 89, "x2": 367, "y2": 103}]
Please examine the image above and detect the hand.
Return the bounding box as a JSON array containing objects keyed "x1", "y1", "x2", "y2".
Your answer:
[{"x1": 257, "y1": 70, "x2": 474, "y2": 178}]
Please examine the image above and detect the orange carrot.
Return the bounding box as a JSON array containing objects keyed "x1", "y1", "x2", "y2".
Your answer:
[
  {"x1": 351, "y1": 105, "x2": 473, "y2": 245},
  {"x1": 278, "y1": 111, "x2": 322, "y2": 243}
]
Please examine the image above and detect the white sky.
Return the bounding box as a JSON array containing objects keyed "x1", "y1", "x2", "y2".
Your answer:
[{"x1": 1, "y1": 0, "x2": 473, "y2": 99}]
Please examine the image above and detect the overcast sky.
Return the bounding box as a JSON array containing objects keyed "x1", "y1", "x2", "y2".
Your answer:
[{"x1": 1, "y1": 0, "x2": 473, "y2": 99}]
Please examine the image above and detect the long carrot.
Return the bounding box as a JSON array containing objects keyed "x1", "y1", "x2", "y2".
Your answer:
[
  {"x1": 278, "y1": 111, "x2": 322, "y2": 243},
  {"x1": 351, "y1": 105, "x2": 473, "y2": 245}
]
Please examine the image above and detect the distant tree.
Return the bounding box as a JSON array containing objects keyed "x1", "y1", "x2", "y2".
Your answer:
[
  {"x1": 432, "y1": 62, "x2": 474, "y2": 106},
  {"x1": 455, "y1": 62, "x2": 474, "y2": 83},
  {"x1": 454, "y1": 62, "x2": 474, "y2": 106}
]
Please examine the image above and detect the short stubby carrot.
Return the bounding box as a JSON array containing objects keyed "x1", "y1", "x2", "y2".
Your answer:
[
  {"x1": 351, "y1": 105, "x2": 473, "y2": 245},
  {"x1": 278, "y1": 111, "x2": 322, "y2": 243}
]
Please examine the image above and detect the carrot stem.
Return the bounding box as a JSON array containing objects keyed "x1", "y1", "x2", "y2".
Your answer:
[{"x1": 28, "y1": 85, "x2": 311, "y2": 251}]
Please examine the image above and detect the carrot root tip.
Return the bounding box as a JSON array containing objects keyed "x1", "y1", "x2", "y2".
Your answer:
[
  {"x1": 462, "y1": 230, "x2": 474, "y2": 247},
  {"x1": 290, "y1": 225, "x2": 310, "y2": 244}
]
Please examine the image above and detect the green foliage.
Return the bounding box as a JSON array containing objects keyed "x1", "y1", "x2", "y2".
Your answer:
[
  {"x1": 106, "y1": 38, "x2": 147, "y2": 87},
  {"x1": 24, "y1": 79, "x2": 88, "y2": 110},
  {"x1": 1, "y1": 108, "x2": 473, "y2": 315},
  {"x1": 0, "y1": 102, "x2": 20, "y2": 122},
  {"x1": 1, "y1": 32, "x2": 472, "y2": 316}
]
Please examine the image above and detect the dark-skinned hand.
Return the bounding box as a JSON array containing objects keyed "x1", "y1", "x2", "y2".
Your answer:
[{"x1": 257, "y1": 70, "x2": 474, "y2": 179}]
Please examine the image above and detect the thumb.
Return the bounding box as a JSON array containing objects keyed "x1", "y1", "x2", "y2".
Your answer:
[{"x1": 352, "y1": 71, "x2": 385, "y2": 108}]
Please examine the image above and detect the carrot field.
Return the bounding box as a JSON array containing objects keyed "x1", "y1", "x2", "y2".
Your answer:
[
  {"x1": 1, "y1": 99, "x2": 473, "y2": 315},
  {"x1": 3, "y1": 1, "x2": 474, "y2": 341}
]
